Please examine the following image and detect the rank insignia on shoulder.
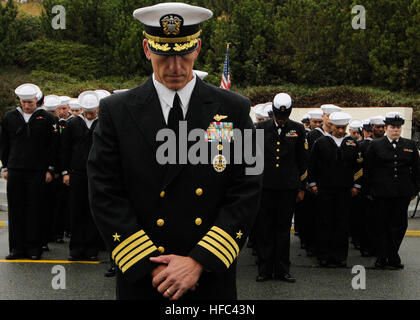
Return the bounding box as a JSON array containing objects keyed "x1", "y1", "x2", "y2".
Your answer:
[
  {"x1": 213, "y1": 114, "x2": 228, "y2": 121},
  {"x1": 403, "y1": 148, "x2": 413, "y2": 153},
  {"x1": 213, "y1": 154, "x2": 227, "y2": 173}
]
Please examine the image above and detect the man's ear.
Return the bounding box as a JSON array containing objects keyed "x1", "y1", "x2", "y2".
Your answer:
[
  {"x1": 143, "y1": 39, "x2": 151, "y2": 60},
  {"x1": 194, "y1": 39, "x2": 202, "y2": 60}
]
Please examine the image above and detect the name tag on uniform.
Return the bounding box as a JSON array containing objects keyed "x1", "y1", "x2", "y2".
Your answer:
[
  {"x1": 285, "y1": 130, "x2": 298, "y2": 137},
  {"x1": 403, "y1": 148, "x2": 413, "y2": 153},
  {"x1": 205, "y1": 122, "x2": 234, "y2": 143}
]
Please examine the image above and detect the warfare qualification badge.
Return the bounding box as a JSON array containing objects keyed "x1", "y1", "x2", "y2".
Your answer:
[{"x1": 213, "y1": 154, "x2": 227, "y2": 173}]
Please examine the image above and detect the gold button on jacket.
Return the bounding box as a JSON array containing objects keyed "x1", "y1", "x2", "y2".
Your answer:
[
  {"x1": 195, "y1": 218, "x2": 202, "y2": 226},
  {"x1": 195, "y1": 188, "x2": 203, "y2": 196},
  {"x1": 160, "y1": 191, "x2": 165, "y2": 198},
  {"x1": 158, "y1": 246, "x2": 165, "y2": 253},
  {"x1": 157, "y1": 219, "x2": 164, "y2": 227}
]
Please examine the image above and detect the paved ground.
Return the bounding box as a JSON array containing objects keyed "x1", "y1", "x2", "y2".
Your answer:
[{"x1": 1, "y1": 218, "x2": 420, "y2": 300}]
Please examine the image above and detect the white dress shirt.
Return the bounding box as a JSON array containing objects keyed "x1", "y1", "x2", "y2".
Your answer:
[
  {"x1": 152, "y1": 73, "x2": 196, "y2": 124},
  {"x1": 387, "y1": 136, "x2": 400, "y2": 148}
]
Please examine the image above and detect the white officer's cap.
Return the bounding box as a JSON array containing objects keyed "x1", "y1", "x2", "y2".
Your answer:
[
  {"x1": 320, "y1": 104, "x2": 342, "y2": 115},
  {"x1": 134, "y1": 2, "x2": 213, "y2": 55},
  {"x1": 329, "y1": 112, "x2": 352, "y2": 126},
  {"x1": 263, "y1": 103, "x2": 273, "y2": 116},
  {"x1": 15, "y1": 83, "x2": 40, "y2": 100},
  {"x1": 308, "y1": 109, "x2": 323, "y2": 120},
  {"x1": 384, "y1": 112, "x2": 404, "y2": 126},
  {"x1": 44, "y1": 95, "x2": 61, "y2": 111},
  {"x1": 253, "y1": 104, "x2": 266, "y2": 119},
  {"x1": 194, "y1": 70, "x2": 208, "y2": 80},
  {"x1": 78, "y1": 91, "x2": 100, "y2": 111},
  {"x1": 370, "y1": 115, "x2": 385, "y2": 126}
]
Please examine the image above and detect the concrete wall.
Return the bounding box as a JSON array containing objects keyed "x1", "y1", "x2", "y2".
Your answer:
[{"x1": 251, "y1": 107, "x2": 414, "y2": 139}]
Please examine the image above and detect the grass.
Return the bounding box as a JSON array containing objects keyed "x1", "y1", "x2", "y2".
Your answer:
[{"x1": 1, "y1": 0, "x2": 42, "y2": 17}]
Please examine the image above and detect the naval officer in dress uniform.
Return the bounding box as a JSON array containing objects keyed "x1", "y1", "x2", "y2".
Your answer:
[
  {"x1": 365, "y1": 112, "x2": 420, "y2": 269},
  {"x1": 308, "y1": 112, "x2": 363, "y2": 267},
  {"x1": 61, "y1": 91, "x2": 102, "y2": 261},
  {"x1": 254, "y1": 93, "x2": 307, "y2": 283},
  {"x1": 0, "y1": 84, "x2": 58, "y2": 259},
  {"x1": 87, "y1": 2, "x2": 262, "y2": 300}
]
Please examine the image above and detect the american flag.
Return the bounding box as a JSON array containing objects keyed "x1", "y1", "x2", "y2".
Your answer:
[{"x1": 220, "y1": 44, "x2": 231, "y2": 90}]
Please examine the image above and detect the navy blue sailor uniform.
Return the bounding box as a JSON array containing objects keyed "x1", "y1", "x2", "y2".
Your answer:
[
  {"x1": 0, "y1": 107, "x2": 58, "y2": 257},
  {"x1": 308, "y1": 135, "x2": 363, "y2": 264},
  {"x1": 365, "y1": 136, "x2": 420, "y2": 267},
  {"x1": 60, "y1": 114, "x2": 102, "y2": 259},
  {"x1": 255, "y1": 117, "x2": 308, "y2": 277}
]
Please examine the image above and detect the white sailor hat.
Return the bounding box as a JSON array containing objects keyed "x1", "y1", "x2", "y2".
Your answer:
[
  {"x1": 308, "y1": 109, "x2": 323, "y2": 120},
  {"x1": 68, "y1": 99, "x2": 81, "y2": 110},
  {"x1": 95, "y1": 90, "x2": 111, "y2": 100},
  {"x1": 44, "y1": 95, "x2": 61, "y2": 111},
  {"x1": 134, "y1": 2, "x2": 213, "y2": 55},
  {"x1": 194, "y1": 70, "x2": 208, "y2": 80},
  {"x1": 320, "y1": 104, "x2": 342, "y2": 115},
  {"x1": 15, "y1": 83, "x2": 40, "y2": 100},
  {"x1": 384, "y1": 112, "x2": 404, "y2": 126},
  {"x1": 362, "y1": 118, "x2": 372, "y2": 130},
  {"x1": 370, "y1": 115, "x2": 385, "y2": 126},
  {"x1": 59, "y1": 96, "x2": 72, "y2": 106},
  {"x1": 78, "y1": 91, "x2": 100, "y2": 111},
  {"x1": 349, "y1": 119, "x2": 362, "y2": 131},
  {"x1": 329, "y1": 112, "x2": 351, "y2": 126},
  {"x1": 253, "y1": 104, "x2": 267, "y2": 119},
  {"x1": 113, "y1": 89, "x2": 129, "y2": 94}
]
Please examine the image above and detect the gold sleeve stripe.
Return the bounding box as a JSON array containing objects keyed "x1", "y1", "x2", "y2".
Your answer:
[
  {"x1": 354, "y1": 168, "x2": 363, "y2": 181},
  {"x1": 203, "y1": 236, "x2": 234, "y2": 264},
  {"x1": 211, "y1": 226, "x2": 239, "y2": 254},
  {"x1": 300, "y1": 170, "x2": 308, "y2": 181},
  {"x1": 198, "y1": 240, "x2": 230, "y2": 268},
  {"x1": 114, "y1": 235, "x2": 149, "y2": 265},
  {"x1": 207, "y1": 230, "x2": 237, "y2": 260},
  {"x1": 121, "y1": 245, "x2": 157, "y2": 274},
  {"x1": 112, "y1": 230, "x2": 145, "y2": 260},
  {"x1": 118, "y1": 240, "x2": 154, "y2": 268}
]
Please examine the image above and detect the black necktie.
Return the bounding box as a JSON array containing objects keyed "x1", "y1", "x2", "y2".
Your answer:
[
  {"x1": 168, "y1": 93, "x2": 183, "y2": 133},
  {"x1": 392, "y1": 140, "x2": 397, "y2": 147}
]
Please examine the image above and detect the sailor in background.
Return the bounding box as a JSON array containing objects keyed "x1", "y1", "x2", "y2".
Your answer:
[
  {"x1": 365, "y1": 112, "x2": 420, "y2": 269},
  {"x1": 308, "y1": 109, "x2": 323, "y2": 131},
  {"x1": 301, "y1": 114, "x2": 310, "y2": 132},
  {"x1": 308, "y1": 112, "x2": 362, "y2": 267},
  {"x1": 61, "y1": 91, "x2": 102, "y2": 261},
  {"x1": 69, "y1": 99, "x2": 82, "y2": 117},
  {"x1": 0, "y1": 84, "x2": 58, "y2": 260},
  {"x1": 361, "y1": 119, "x2": 373, "y2": 140},
  {"x1": 348, "y1": 120, "x2": 364, "y2": 251},
  {"x1": 255, "y1": 93, "x2": 307, "y2": 283},
  {"x1": 370, "y1": 116, "x2": 386, "y2": 140}
]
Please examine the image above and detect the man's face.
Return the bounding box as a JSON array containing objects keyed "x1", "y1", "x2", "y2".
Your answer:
[
  {"x1": 83, "y1": 108, "x2": 98, "y2": 120},
  {"x1": 143, "y1": 39, "x2": 201, "y2": 90},
  {"x1": 372, "y1": 125, "x2": 385, "y2": 138},
  {"x1": 56, "y1": 105, "x2": 70, "y2": 119},
  {"x1": 363, "y1": 129, "x2": 372, "y2": 138},
  {"x1": 349, "y1": 129, "x2": 361, "y2": 141},
  {"x1": 20, "y1": 98, "x2": 38, "y2": 114},
  {"x1": 310, "y1": 119, "x2": 323, "y2": 129},
  {"x1": 322, "y1": 113, "x2": 332, "y2": 131},
  {"x1": 71, "y1": 108, "x2": 82, "y2": 117},
  {"x1": 331, "y1": 124, "x2": 347, "y2": 138},
  {"x1": 386, "y1": 125, "x2": 402, "y2": 140},
  {"x1": 274, "y1": 114, "x2": 287, "y2": 127}
]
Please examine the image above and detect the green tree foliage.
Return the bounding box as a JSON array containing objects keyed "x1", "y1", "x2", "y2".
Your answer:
[
  {"x1": 2, "y1": 0, "x2": 419, "y2": 91},
  {"x1": 0, "y1": 0, "x2": 19, "y2": 67}
]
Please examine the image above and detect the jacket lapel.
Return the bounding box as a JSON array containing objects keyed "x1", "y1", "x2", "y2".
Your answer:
[
  {"x1": 125, "y1": 77, "x2": 166, "y2": 152},
  {"x1": 161, "y1": 78, "x2": 221, "y2": 190}
]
